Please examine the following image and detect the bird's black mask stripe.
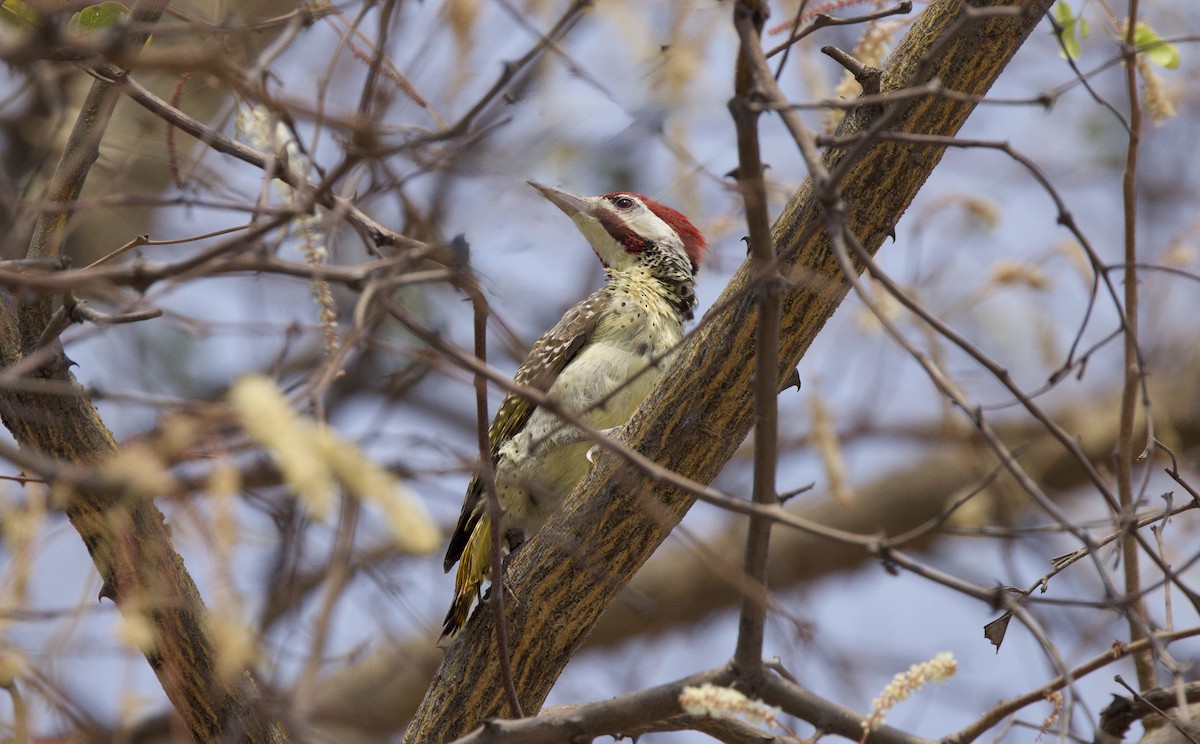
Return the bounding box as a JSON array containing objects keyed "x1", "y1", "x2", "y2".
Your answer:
[{"x1": 596, "y1": 210, "x2": 652, "y2": 258}]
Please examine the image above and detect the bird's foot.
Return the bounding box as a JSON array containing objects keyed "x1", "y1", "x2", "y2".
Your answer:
[{"x1": 585, "y1": 426, "x2": 620, "y2": 465}]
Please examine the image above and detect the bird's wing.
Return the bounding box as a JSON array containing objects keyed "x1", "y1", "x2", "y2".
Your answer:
[{"x1": 442, "y1": 289, "x2": 609, "y2": 571}]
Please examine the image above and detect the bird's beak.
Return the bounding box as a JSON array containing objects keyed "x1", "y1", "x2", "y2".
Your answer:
[{"x1": 527, "y1": 180, "x2": 593, "y2": 219}]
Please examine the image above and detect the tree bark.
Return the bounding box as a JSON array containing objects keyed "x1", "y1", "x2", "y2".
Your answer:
[{"x1": 401, "y1": 0, "x2": 1056, "y2": 740}]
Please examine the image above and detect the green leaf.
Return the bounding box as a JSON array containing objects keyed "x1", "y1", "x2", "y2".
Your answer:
[
  {"x1": 1132, "y1": 22, "x2": 1180, "y2": 70},
  {"x1": 0, "y1": 0, "x2": 38, "y2": 29},
  {"x1": 1052, "y1": 1, "x2": 1085, "y2": 60},
  {"x1": 1051, "y1": 0, "x2": 1072, "y2": 25},
  {"x1": 69, "y1": 1, "x2": 131, "y2": 33}
]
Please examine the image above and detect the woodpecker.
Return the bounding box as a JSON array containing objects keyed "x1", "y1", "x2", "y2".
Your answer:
[{"x1": 440, "y1": 180, "x2": 707, "y2": 638}]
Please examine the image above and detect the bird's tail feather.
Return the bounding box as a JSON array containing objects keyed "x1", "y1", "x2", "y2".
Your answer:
[{"x1": 441, "y1": 513, "x2": 492, "y2": 638}]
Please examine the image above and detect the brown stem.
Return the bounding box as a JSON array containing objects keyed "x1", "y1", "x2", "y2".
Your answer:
[
  {"x1": 1118, "y1": 0, "x2": 1155, "y2": 694},
  {"x1": 730, "y1": 0, "x2": 781, "y2": 685},
  {"x1": 471, "y1": 282, "x2": 524, "y2": 718}
]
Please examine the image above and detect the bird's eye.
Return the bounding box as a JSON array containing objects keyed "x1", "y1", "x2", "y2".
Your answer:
[{"x1": 612, "y1": 196, "x2": 635, "y2": 209}]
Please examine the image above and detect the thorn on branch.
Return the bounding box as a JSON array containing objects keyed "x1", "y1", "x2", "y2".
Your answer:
[
  {"x1": 777, "y1": 481, "x2": 812, "y2": 504},
  {"x1": 448, "y1": 233, "x2": 472, "y2": 271},
  {"x1": 876, "y1": 544, "x2": 899, "y2": 575},
  {"x1": 763, "y1": 657, "x2": 798, "y2": 684},
  {"x1": 724, "y1": 162, "x2": 770, "y2": 182},
  {"x1": 780, "y1": 368, "x2": 801, "y2": 394},
  {"x1": 820, "y1": 46, "x2": 882, "y2": 96}
]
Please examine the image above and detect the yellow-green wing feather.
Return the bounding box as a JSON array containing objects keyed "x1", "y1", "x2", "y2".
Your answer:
[
  {"x1": 440, "y1": 290, "x2": 608, "y2": 637},
  {"x1": 442, "y1": 288, "x2": 608, "y2": 573}
]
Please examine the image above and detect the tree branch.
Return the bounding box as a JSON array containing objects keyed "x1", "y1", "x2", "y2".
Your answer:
[
  {"x1": 0, "y1": 2, "x2": 288, "y2": 740},
  {"x1": 730, "y1": 0, "x2": 781, "y2": 685}
]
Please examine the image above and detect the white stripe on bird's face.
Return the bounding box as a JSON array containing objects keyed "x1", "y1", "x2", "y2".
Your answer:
[{"x1": 526, "y1": 180, "x2": 704, "y2": 275}]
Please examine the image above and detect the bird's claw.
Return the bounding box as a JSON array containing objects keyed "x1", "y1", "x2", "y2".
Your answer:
[{"x1": 585, "y1": 426, "x2": 620, "y2": 466}]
